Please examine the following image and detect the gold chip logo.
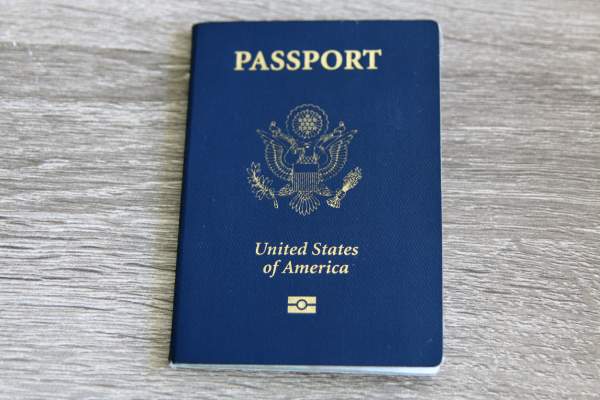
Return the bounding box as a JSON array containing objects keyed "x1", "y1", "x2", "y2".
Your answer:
[{"x1": 287, "y1": 296, "x2": 317, "y2": 314}]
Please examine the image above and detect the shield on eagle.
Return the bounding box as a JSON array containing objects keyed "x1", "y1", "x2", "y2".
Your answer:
[{"x1": 291, "y1": 163, "x2": 321, "y2": 193}]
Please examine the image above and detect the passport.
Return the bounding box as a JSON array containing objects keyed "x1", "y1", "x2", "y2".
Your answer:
[{"x1": 170, "y1": 20, "x2": 443, "y2": 375}]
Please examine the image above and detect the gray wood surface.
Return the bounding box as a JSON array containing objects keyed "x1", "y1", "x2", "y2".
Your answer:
[{"x1": 1, "y1": 1, "x2": 599, "y2": 398}]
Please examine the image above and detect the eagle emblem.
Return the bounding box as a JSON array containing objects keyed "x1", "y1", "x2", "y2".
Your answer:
[{"x1": 247, "y1": 104, "x2": 362, "y2": 216}]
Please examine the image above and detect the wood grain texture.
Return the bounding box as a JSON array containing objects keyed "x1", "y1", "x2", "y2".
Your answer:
[{"x1": 1, "y1": 1, "x2": 599, "y2": 398}]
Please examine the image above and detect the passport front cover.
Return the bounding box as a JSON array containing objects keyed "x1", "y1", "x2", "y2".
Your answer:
[{"x1": 170, "y1": 20, "x2": 442, "y2": 374}]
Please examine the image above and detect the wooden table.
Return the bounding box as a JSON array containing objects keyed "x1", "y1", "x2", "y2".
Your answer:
[{"x1": 1, "y1": 1, "x2": 598, "y2": 398}]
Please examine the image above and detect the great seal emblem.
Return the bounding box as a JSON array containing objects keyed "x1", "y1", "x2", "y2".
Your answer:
[{"x1": 247, "y1": 104, "x2": 362, "y2": 216}]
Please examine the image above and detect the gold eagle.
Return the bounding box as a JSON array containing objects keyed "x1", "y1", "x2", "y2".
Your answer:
[{"x1": 256, "y1": 120, "x2": 357, "y2": 215}]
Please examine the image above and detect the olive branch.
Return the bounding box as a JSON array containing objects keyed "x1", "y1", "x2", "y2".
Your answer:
[{"x1": 247, "y1": 162, "x2": 278, "y2": 209}]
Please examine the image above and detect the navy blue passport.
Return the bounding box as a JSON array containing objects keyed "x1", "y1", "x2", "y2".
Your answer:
[{"x1": 170, "y1": 20, "x2": 442, "y2": 375}]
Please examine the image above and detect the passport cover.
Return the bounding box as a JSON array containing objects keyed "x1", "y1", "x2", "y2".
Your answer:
[{"x1": 170, "y1": 20, "x2": 442, "y2": 375}]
